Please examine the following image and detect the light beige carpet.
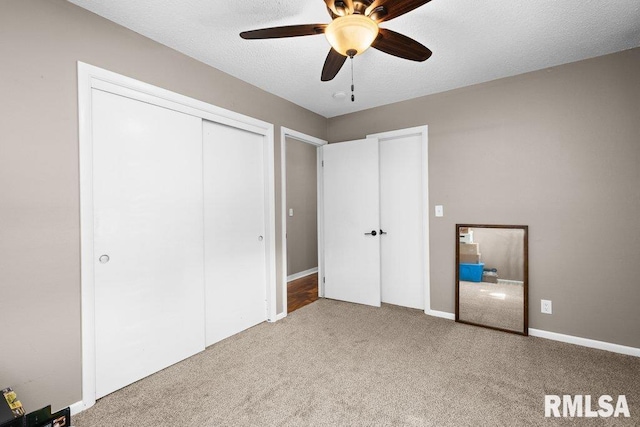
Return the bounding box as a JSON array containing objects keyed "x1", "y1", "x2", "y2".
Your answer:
[{"x1": 73, "y1": 299, "x2": 639, "y2": 426}]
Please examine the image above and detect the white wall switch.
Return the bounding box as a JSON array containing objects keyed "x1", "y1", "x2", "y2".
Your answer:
[
  {"x1": 289, "y1": 208, "x2": 294, "y2": 217},
  {"x1": 541, "y1": 299, "x2": 552, "y2": 314},
  {"x1": 435, "y1": 205, "x2": 444, "y2": 217}
]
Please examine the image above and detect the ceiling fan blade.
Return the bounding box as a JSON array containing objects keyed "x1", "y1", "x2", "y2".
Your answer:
[
  {"x1": 372, "y1": 28, "x2": 432, "y2": 61},
  {"x1": 366, "y1": 0, "x2": 433, "y2": 22},
  {"x1": 240, "y1": 24, "x2": 327, "y2": 40},
  {"x1": 321, "y1": 48, "x2": 347, "y2": 81}
]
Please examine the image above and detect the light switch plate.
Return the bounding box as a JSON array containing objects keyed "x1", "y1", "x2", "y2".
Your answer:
[{"x1": 435, "y1": 205, "x2": 444, "y2": 217}]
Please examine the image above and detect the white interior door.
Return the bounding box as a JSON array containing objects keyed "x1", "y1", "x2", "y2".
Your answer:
[
  {"x1": 203, "y1": 120, "x2": 268, "y2": 346},
  {"x1": 379, "y1": 134, "x2": 425, "y2": 309},
  {"x1": 322, "y1": 138, "x2": 381, "y2": 307},
  {"x1": 92, "y1": 89, "x2": 205, "y2": 399}
]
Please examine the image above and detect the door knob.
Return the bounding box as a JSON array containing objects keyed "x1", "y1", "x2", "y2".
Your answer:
[
  {"x1": 99, "y1": 254, "x2": 110, "y2": 264},
  {"x1": 380, "y1": 229, "x2": 387, "y2": 235},
  {"x1": 258, "y1": 235, "x2": 264, "y2": 241},
  {"x1": 365, "y1": 230, "x2": 377, "y2": 236}
]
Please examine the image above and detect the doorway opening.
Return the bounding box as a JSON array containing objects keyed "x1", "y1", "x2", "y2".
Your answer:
[{"x1": 280, "y1": 128, "x2": 327, "y2": 316}]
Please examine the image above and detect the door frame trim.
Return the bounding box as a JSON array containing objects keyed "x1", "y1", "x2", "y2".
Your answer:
[
  {"x1": 366, "y1": 126, "x2": 431, "y2": 313},
  {"x1": 77, "y1": 62, "x2": 276, "y2": 410},
  {"x1": 279, "y1": 128, "x2": 327, "y2": 318}
]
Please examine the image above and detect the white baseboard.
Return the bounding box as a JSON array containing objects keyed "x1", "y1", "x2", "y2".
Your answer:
[
  {"x1": 275, "y1": 312, "x2": 287, "y2": 321},
  {"x1": 287, "y1": 267, "x2": 318, "y2": 282},
  {"x1": 529, "y1": 328, "x2": 640, "y2": 357},
  {"x1": 423, "y1": 309, "x2": 639, "y2": 357},
  {"x1": 69, "y1": 400, "x2": 88, "y2": 416},
  {"x1": 425, "y1": 309, "x2": 456, "y2": 320}
]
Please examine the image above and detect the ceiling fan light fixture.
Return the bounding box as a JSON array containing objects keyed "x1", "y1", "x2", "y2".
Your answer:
[{"x1": 325, "y1": 15, "x2": 379, "y2": 57}]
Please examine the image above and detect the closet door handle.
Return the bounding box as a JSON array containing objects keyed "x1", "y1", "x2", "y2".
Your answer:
[
  {"x1": 380, "y1": 229, "x2": 387, "y2": 235},
  {"x1": 365, "y1": 230, "x2": 377, "y2": 236}
]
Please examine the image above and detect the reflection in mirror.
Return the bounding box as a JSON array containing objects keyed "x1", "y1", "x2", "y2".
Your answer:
[{"x1": 456, "y1": 224, "x2": 528, "y2": 335}]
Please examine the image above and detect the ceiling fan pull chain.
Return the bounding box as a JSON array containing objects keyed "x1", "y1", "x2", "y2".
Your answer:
[{"x1": 350, "y1": 56, "x2": 355, "y2": 102}]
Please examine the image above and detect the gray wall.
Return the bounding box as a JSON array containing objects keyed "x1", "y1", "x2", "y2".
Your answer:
[
  {"x1": 0, "y1": 0, "x2": 326, "y2": 412},
  {"x1": 285, "y1": 138, "x2": 318, "y2": 276},
  {"x1": 328, "y1": 48, "x2": 640, "y2": 349}
]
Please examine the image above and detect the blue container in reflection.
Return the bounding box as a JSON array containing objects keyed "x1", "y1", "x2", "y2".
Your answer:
[{"x1": 459, "y1": 262, "x2": 484, "y2": 282}]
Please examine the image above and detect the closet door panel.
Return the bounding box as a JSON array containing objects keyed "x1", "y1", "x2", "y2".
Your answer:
[
  {"x1": 203, "y1": 121, "x2": 267, "y2": 346},
  {"x1": 92, "y1": 89, "x2": 205, "y2": 398}
]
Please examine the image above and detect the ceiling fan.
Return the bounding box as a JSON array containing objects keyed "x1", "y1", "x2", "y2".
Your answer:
[{"x1": 240, "y1": 0, "x2": 434, "y2": 82}]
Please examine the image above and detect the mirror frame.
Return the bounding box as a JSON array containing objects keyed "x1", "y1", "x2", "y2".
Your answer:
[{"x1": 455, "y1": 224, "x2": 529, "y2": 336}]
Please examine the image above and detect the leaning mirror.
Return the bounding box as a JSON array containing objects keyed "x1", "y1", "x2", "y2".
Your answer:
[{"x1": 455, "y1": 224, "x2": 528, "y2": 335}]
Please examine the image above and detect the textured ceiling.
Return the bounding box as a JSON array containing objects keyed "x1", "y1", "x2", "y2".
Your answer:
[{"x1": 67, "y1": 0, "x2": 640, "y2": 118}]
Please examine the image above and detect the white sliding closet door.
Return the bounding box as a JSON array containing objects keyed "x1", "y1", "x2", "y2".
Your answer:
[
  {"x1": 92, "y1": 89, "x2": 205, "y2": 399},
  {"x1": 322, "y1": 139, "x2": 381, "y2": 307},
  {"x1": 203, "y1": 120, "x2": 268, "y2": 346},
  {"x1": 379, "y1": 134, "x2": 424, "y2": 309}
]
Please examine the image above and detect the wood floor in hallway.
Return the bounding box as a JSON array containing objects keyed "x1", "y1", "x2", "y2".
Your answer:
[{"x1": 287, "y1": 273, "x2": 318, "y2": 313}]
